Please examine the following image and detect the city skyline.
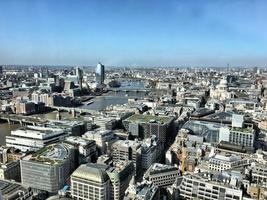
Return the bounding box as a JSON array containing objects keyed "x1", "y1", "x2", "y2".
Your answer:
[{"x1": 0, "y1": 0, "x2": 267, "y2": 67}]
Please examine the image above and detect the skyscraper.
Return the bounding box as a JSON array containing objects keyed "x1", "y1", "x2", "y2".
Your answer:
[
  {"x1": 76, "y1": 67, "x2": 83, "y2": 90},
  {"x1": 95, "y1": 63, "x2": 105, "y2": 85},
  {"x1": 0, "y1": 66, "x2": 3, "y2": 75}
]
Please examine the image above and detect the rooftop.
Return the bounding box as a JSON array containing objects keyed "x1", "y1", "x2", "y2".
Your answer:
[
  {"x1": 125, "y1": 114, "x2": 172, "y2": 124},
  {"x1": 24, "y1": 143, "x2": 71, "y2": 165},
  {"x1": 71, "y1": 163, "x2": 109, "y2": 183}
]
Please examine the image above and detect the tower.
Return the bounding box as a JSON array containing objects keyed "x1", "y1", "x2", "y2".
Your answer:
[
  {"x1": 95, "y1": 62, "x2": 105, "y2": 85},
  {"x1": 76, "y1": 67, "x2": 83, "y2": 90}
]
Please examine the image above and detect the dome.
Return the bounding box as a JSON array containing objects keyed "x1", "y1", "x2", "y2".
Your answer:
[
  {"x1": 219, "y1": 78, "x2": 228, "y2": 86},
  {"x1": 72, "y1": 164, "x2": 109, "y2": 183}
]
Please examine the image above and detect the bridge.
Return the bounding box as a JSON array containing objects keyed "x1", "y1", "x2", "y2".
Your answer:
[
  {"x1": 50, "y1": 106, "x2": 97, "y2": 115},
  {"x1": 107, "y1": 88, "x2": 152, "y2": 93},
  {"x1": 0, "y1": 113, "x2": 48, "y2": 126}
]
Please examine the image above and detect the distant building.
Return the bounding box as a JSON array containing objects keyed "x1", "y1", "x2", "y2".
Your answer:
[
  {"x1": 76, "y1": 67, "x2": 83, "y2": 90},
  {"x1": 15, "y1": 100, "x2": 36, "y2": 115},
  {"x1": 21, "y1": 143, "x2": 76, "y2": 194},
  {"x1": 96, "y1": 63, "x2": 105, "y2": 85},
  {"x1": 0, "y1": 66, "x2": 3, "y2": 76}
]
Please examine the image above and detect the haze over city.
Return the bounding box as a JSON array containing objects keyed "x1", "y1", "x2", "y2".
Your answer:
[{"x1": 0, "y1": 0, "x2": 267, "y2": 67}]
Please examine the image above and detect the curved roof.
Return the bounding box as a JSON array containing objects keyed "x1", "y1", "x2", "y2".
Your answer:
[{"x1": 71, "y1": 164, "x2": 109, "y2": 183}]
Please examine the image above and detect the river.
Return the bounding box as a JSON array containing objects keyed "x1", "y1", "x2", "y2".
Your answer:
[{"x1": 0, "y1": 80, "x2": 147, "y2": 145}]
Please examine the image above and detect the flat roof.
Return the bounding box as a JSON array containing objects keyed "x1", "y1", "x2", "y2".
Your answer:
[{"x1": 125, "y1": 114, "x2": 172, "y2": 124}]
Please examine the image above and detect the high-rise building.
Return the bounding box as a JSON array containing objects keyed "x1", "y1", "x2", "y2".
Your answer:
[
  {"x1": 96, "y1": 63, "x2": 105, "y2": 85},
  {"x1": 76, "y1": 67, "x2": 83, "y2": 90},
  {"x1": 0, "y1": 66, "x2": 3, "y2": 76}
]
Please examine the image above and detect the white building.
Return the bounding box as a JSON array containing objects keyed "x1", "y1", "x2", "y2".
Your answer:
[
  {"x1": 209, "y1": 154, "x2": 249, "y2": 172},
  {"x1": 82, "y1": 130, "x2": 118, "y2": 155},
  {"x1": 210, "y1": 78, "x2": 233, "y2": 101},
  {"x1": 219, "y1": 125, "x2": 255, "y2": 148},
  {"x1": 178, "y1": 172, "x2": 243, "y2": 200},
  {"x1": 6, "y1": 126, "x2": 68, "y2": 152}
]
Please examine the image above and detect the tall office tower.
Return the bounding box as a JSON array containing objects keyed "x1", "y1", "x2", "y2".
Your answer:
[
  {"x1": 76, "y1": 67, "x2": 83, "y2": 90},
  {"x1": 71, "y1": 163, "x2": 110, "y2": 200},
  {"x1": 41, "y1": 67, "x2": 49, "y2": 79},
  {"x1": 95, "y1": 62, "x2": 105, "y2": 85},
  {"x1": 20, "y1": 143, "x2": 76, "y2": 194},
  {"x1": 0, "y1": 66, "x2": 3, "y2": 76}
]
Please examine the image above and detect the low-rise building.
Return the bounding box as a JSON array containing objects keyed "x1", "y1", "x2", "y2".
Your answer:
[
  {"x1": 209, "y1": 154, "x2": 249, "y2": 172},
  {"x1": 83, "y1": 130, "x2": 118, "y2": 155},
  {"x1": 177, "y1": 172, "x2": 243, "y2": 200},
  {"x1": 144, "y1": 163, "x2": 179, "y2": 188},
  {"x1": 124, "y1": 178, "x2": 159, "y2": 200},
  {"x1": 6, "y1": 126, "x2": 68, "y2": 152},
  {"x1": 64, "y1": 136, "x2": 97, "y2": 163}
]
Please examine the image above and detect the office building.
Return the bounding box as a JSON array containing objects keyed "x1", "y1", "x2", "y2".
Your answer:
[
  {"x1": 0, "y1": 66, "x2": 3, "y2": 76},
  {"x1": 209, "y1": 154, "x2": 249, "y2": 172},
  {"x1": 6, "y1": 126, "x2": 68, "y2": 152},
  {"x1": 71, "y1": 163, "x2": 110, "y2": 200},
  {"x1": 112, "y1": 140, "x2": 142, "y2": 176},
  {"x1": 219, "y1": 125, "x2": 255, "y2": 149},
  {"x1": 0, "y1": 161, "x2": 21, "y2": 182},
  {"x1": 144, "y1": 163, "x2": 179, "y2": 188},
  {"x1": 251, "y1": 163, "x2": 267, "y2": 188},
  {"x1": 21, "y1": 143, "x2": 76, "y2": 194},
  {"x1": 15, "y1": 100, "x2": 36, "y2": 115},
  {"x1": 96, "y1": 63, "x2": 105, "y2": 85},
  {"x1": 83, "y1": 130, "x2": 118, "y2": 155},
  {"x1": 178, "y1": 172, "x2": 243, "y2": 200},
  {"x1": 76, "y1": 67, "x2": 83, "y2": 90},
  {"x1": 141, "y1": 135, "x2": 163, "y2": 169},
  {"x1": 123, "y1": 114, "x2": 174, "y2": 145},
  {"x1": 64, "y1": 136, "x2": 97, "y2": 163},
  {"x1": 106, "y1": 161, "x2": 135, "y2": 200}
]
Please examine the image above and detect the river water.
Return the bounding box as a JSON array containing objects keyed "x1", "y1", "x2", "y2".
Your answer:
[
  {"x1": 0, "y1": 80, "x2": 146, "y2": 145},
  {"x1": 0, "y1": 123, "x2": 21, "y2": 145}
]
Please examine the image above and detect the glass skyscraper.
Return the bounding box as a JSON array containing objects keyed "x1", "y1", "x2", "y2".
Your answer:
[{"x1": 95, "y1": 63, "x2": 105, "y2": 85}]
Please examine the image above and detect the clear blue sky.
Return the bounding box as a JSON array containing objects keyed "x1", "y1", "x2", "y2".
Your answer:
[{"x1": 0, "y1": 0, "x2": 266, "y2": 67}]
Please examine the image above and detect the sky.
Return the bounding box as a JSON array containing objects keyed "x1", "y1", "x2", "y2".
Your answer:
[{"x1": 0, "y1": 0, "x2": 266, "y2": 67}]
